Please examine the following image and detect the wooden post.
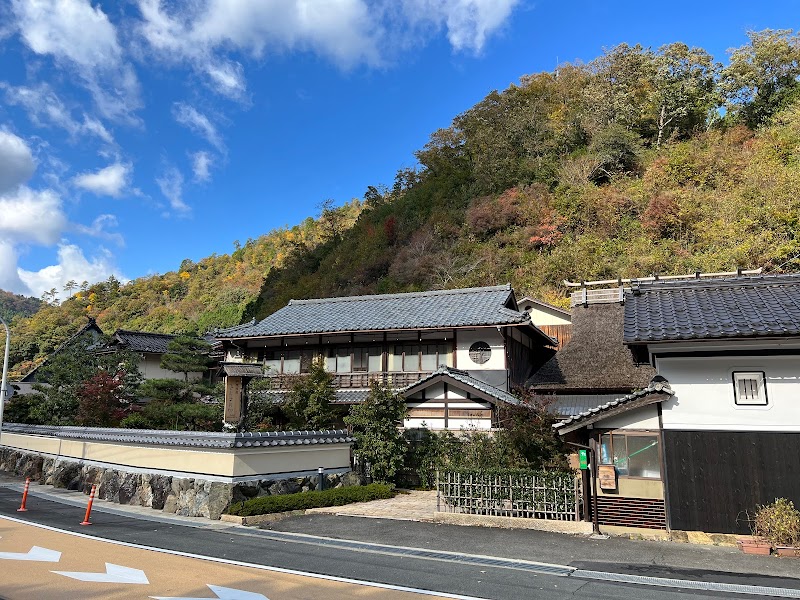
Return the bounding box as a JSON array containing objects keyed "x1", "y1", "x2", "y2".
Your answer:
[{"x1": 223, "y1": 376, "x2": 243, "y2": 424}]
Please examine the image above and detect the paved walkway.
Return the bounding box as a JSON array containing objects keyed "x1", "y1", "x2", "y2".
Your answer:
[{"x1": 307, "y1": 490, "x2": 438, "y2": 520}]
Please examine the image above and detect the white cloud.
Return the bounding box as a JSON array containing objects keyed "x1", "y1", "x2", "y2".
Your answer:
[
  {"x1": 135, "y1": 0, "x2": 521, "y2": 98},
  {"x1": 156, "y1": 166, "x2": 189, "y2": 213},
  {"x1": 74, "y1": 214, "x2": 125, "y2": 247},
  {"x1": 399, "y1": 0, "x2": 519, "y2": 52},
  {"x1": 205, "y1": 59, "x2": 247, "y2": 100},
  {"x1": 2, "y1": 83, "x2": 115, "y2": 144},
  {"x1": 73, "y1": 163, "x2": 131, "y2": 197},
  {"x1": 136, "y1": 0, "x2": 381, "y2": 97},
  {"x1": 0, "y1": 129, "x2": 36, "y2": 194},
  {"x1": 12, "y1": 0, "x2": 121, "y2": 68},
  {"x1": 11, "y1": 0, "x2": 141, "y2": 123},
  {"x1": 0, "y1": 241, "x2": 27, "y2": 293},
  {"x1": 0, "y1": 186, "x2": 66, "y2": 245},
  {"x1": 18, "y1": 243, "x2": 126, "y2": 300},
  {"x1": 172, "y1": 102, "x2": 224, "y2": 151},
  {"x1": 191, "y1": 151, "x2": 213, "y2": 182}
]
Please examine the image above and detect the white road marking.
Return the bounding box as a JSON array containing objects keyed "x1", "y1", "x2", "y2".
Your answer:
[
  {"x1": 152, "y1": 584, "x2": 269, "y2": 599},
  {"x1": 0, "y1": 545, "x2": 61, "y2": 562},
  {"x1": 0, "y1": 514, "x2": 487, "y2": 599},
  {"x1": 52, "y1": 562, "x2": 150, "y2": 584}
]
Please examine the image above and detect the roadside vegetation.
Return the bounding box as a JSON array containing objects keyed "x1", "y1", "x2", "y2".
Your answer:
[{"x1": 227, "y1": 483, "x2": 396, "y2": 517}]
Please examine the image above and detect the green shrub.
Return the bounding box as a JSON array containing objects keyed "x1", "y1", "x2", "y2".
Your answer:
[
  {"x1": 227, "y1": 483, "x2": 395, "y2": 517},
  {"x1": 752, "y1": 498, "x2": 800, "y2": 546}
]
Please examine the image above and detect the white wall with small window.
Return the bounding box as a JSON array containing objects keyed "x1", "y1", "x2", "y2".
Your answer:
[
  {"x1": 456, "y1": 329, "x2": 506, "y2": 371},
  {"x1": 656, "y1": 354, "x2": 800, "y2": 431}
]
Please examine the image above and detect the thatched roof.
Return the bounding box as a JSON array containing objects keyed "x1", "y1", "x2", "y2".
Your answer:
[{"x1": 527, "y1": 303, "x2": 655, "y2": 393}]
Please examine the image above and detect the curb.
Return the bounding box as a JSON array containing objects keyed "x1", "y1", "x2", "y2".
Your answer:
[{"x1": 220, "y1": 510, "x2": 306, "y2": 526}]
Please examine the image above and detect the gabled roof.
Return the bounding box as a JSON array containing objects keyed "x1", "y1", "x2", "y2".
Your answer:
[
  {"x1": 21, "y1": 317, "x2": 104, "y2": 382},
  {"x1": 624, "y1": 273, "x2": 800, "y2": 344},
  {"x1": 402, "y1": 366, "x2": 520, "y2": 406},
  {"x1": 112, "y1": 329, "x2": 177, "y2": 354},
  {"x1": 553, "y1": 378, "x2": 673, "y2": 434},
  {"x1": 217, "y1": 285, "x2": 548, "y2": 341},
  {"x1": 517, "y1": 296, "x2": 572, "y2": 319},
  {"x1": 528, "y1": 303, "x2": 655, "y2": 392}
]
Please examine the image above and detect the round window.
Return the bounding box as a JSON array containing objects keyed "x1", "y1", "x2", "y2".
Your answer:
[{"x1": 468, "y1": 341, "x2": 491, "y2": 365}]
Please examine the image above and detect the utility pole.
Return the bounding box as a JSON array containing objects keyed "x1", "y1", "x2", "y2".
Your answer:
[{"x1": 0, "y1": 315, "x2": 9, "y2": 435}]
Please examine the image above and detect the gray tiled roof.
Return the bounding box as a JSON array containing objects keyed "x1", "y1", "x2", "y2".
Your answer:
[
  {"x1": 403, "y1": 366, "x2": 520, "y2": 405},
  {"x1": 547, "y1": 394, "x2": 624, "y2": 417},
  {"x1": 223, "y1": 363, "x2": 264, "y2": 377},
  {"x1": 2, "y1": 423, "x2": 354, "y2": 448},
  {"x1": 624, "y1": 274, "x2": 800, "y2": 344},
  {"x1": 217, "y1": 285, "x2": 530, "y2": 339},
  {"x1": 113, "y1": 330, "x2": 177, "y2": 353},
  {"x1": 553, "y1": 379, "x2": 673, "y2": 432},
  {"x1": 248, "y1": 388, "x2": 390, "y2": 404}
]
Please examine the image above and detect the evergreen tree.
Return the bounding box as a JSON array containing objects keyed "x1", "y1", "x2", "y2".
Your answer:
[
  {"x1": 160, "y1": 336, "x2": 212, "y2": 382},
  {"x1": 283, "y1": 357, "x2": 340, "y2": 430},
  {"x1": 345, "y1": 382, "x2": 408, "y2": 483}
]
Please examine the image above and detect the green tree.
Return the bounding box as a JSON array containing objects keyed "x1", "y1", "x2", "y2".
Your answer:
[
  {"x1": 27, "y1": 332, "x2": 142, "y2": 425},
  {"x1": 651, "y1": 43, "x2": 720, "y2": 147},
  {"x1": 494, "y1": 392, "x2": 569, "y2": 470},
  {"x1": 159, "y1": 335, "x2": 212, "y2": 382},
  {"x1": 345, "y1": 382, "x2": 407, "y2": 483},
  {"x1": 587, "y1": 123, "x2": 643, "y2": 181},
  {"x1": 583, "y1": 43, "x2": 655, "y2": 135},
  {"x1": 722, "y1": 29, "x2": 800, "y2": 128},
  {"x1": 284, "y1": 357, "x2": 341, "y2": 430}
]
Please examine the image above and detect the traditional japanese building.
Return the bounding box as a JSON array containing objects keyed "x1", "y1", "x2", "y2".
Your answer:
[{"x1": 215, "y1": 284, "x2": 557, "y2": 430}]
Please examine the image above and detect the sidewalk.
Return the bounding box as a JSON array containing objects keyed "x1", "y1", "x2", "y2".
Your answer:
[{"x1": 307, "y1": 489, "x2": 438, "y2": 521}]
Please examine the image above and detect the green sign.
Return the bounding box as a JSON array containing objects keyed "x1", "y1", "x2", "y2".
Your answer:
[{"x1": 578, "y1": 449, "x2": 588, "y2": 470}]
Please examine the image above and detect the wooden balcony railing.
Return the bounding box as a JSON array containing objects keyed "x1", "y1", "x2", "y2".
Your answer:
[{"x1": 266, "y1": 371, "x2": 432, "y2": 390}]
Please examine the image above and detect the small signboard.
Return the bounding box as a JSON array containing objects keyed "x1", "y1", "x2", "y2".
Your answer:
[
  {"x1": 578, "y1": 449, "x2": 588, "y2": 470},
  {"x1": 598, "y1": 465, "x2": 617, "y2": 490}
]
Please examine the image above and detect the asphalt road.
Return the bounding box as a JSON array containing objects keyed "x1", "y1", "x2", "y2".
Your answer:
[{"x1": 0, "y1": 487, "x2": 797, "y2": 600}]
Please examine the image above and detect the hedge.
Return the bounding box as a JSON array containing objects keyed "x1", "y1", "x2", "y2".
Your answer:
[{"x1": 227, "y1": 483, "x2": 396, "y2": 517}]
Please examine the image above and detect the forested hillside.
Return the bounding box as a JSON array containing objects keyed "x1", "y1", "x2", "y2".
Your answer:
[
  {"x1": 7, "y1": 29, "x2": 800, "y2": 377},
  {"x1": 246, "y1": 29, "x2": 800, "y2": 319},
  {"x1": 0, "y1": 290, "x2": 41, "y2": 324},
  {"x1": 5, "y1": 201, "x2": 362, "y2": 378}
]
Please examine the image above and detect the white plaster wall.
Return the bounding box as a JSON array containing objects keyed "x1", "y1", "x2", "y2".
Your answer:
[
  {"x1": 656, "y1": 355, "x2": 800, "y2": 431},
  {"x1": 592, "y1": 405, "x2": 659, "y2": 430},
  {"x1": 456, "y1": 328, "x2": 506, "y2": 371},
  {"x1": 524, "y1": 305, "x2": 571, "y2": 326},
  {"x1": 139, "y1": 356, "x2": 202, "y2": 382}
]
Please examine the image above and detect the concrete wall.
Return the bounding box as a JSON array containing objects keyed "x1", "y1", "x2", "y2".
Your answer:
[
  {"x1": 656, "y1": 354, "x2": 800, "y2": 432},
  {"x1": 0, "y1": 426, "x2": 358, "y2": 520}
]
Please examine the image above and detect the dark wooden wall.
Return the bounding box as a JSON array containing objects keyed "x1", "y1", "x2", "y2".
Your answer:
[{"x1": 663, "y1": 430, "x2": 800, "y2": 534}]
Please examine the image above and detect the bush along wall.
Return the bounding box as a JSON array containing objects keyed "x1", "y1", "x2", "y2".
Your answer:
[
  {"x1": 0, "y1": 448, "x2": 361, "y2": 520},
  {"x1": 228, "y1": 483, "x2": 396, "y2": 517}
]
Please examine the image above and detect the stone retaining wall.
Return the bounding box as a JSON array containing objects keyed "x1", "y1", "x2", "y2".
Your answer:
[{"x1": 0, "y1": 448, "x2": 360, "y2": 520}]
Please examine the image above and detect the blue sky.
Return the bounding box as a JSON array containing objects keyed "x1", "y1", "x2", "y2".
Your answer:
[{"x1": 0, "y1": 0, "x2": 795, "y2": 300}]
